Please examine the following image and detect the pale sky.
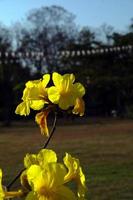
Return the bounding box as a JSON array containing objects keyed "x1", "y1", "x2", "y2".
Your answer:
[{"x1": 0, "y1": 0, "x2": 133, "y2": 32}]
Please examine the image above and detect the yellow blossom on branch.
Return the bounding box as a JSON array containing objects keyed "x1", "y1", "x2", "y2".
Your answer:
[
  {"x1": 15, "y1": 72, "x2": 85, "y2": 136},
  {"x1": 22, "y1": 150, "x2": 77, "y2": 200},
  {"x1": 15, "y1": 74, "x2": 50, "y2": 116},
  {"x1": 26, "y1": 163, "x2": 77, "y2": 200},
  {"x1": 48, "y1": 72, "x2": 85, "y2": 111},
  {"x1": 21, "y1": 149, "x2": 87, "y2": 200}
]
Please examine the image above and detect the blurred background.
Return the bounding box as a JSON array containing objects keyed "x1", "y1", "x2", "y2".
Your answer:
[{"x1": 0, "y1": 0, "x2": 133, "y2": 125}]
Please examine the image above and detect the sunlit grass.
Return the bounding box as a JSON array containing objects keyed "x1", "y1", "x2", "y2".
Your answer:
[{"x1": 0, "y1": 119, "x2": 133, "y2": 199}]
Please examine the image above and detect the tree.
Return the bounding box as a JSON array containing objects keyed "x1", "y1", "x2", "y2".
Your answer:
[
  {"x1": 77, "y1": 27, "x2": 95, "y2": 46},
  {"x1": 17, "y1": 5, "x2": 78, "y2": 74}
]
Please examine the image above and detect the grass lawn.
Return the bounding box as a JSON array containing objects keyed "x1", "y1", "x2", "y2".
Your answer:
[{"x1": 0, "y1": 118, "x2": 133, "y2": 199}]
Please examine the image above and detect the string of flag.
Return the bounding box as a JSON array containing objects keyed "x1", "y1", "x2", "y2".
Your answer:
[
  {"x1": 58, "y1": 45, "x2": 133, "y2": 57},
  {"x1": 0, "y1": 44, "x2": 132, "y2": 64}
]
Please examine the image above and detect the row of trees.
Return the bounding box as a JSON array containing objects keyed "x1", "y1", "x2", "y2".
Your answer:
[{"x1": 0, "y1": 5, "x2": 133, "y2": 124}]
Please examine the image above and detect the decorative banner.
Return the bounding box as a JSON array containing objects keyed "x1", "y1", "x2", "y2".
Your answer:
[
  {"x1": 58, "y1": 45, "x2": 133, "y2": 57},
  {"x1": 0, "y1": 45, "x2": 132, "y2": 63}
]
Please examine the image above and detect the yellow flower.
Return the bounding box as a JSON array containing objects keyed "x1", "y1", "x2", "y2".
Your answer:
[
  {"x1": 21, "y1": 149, "x2": 57, "y2": 191},
  {"x1": 63, "y1": 153, "x2": 87, "y2": 199},
  {"x1": 22, "y1": 149, "x2": 87, "y2": 199},
  {"x1": 15, "y1": 74, "x2": 50, "y2": 116},
  {"x1": 72, "y1": 97, "x2": 85, "y2": 116},
  {"x1": 0, "y1": 169, "x2": 4, "y2": 200},
  {"x1": 48, "y1": 72, "x2": 85, "y2": 110},
  {"x1": 26, "y1": 163, "x2": 76, "y2": 200}
]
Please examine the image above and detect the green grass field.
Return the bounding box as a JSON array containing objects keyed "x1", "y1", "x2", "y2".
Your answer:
[{"x1": 0, "y1": 118, "x2": 133, "y2": 199}]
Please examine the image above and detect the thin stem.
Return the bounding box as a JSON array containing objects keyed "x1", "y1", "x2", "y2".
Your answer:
[
  {"x1": 7, "y1": 168, "x2": 25, "y2": 190},
  {"x1": 7, "y1": 111, "x2": 57, "y2": 190},
  {"x1": 43, "y1": 111, "x2": 57, "y2": 148}
]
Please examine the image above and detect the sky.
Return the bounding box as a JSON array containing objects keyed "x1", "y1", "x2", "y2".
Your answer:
[{"x1": 0, "y1": 0, "x2": 133, "y2": 32}]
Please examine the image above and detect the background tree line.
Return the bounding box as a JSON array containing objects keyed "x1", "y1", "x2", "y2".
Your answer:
[{"x1": 0, "y1": 5, "x2": 133, "y2": 124}]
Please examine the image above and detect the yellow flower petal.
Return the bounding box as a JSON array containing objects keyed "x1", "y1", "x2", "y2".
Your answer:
[
  {"x1": 26, "y1": 80, "x2": 41, "y2": 88},
  {"x1": 53, "y1": 164, "x2": 66, "y2": 189},
  {"x1": 52, "y1": 72, "x2": 62, "y2": 88},
  {"x1": 77, "y1": 167, "x2": 87, "y2": 199},
  {"x1": 15, "y1": 101, "x2": 30, "y2": 116},
  {"x1": 22, "y1": 87, "x2": 31, "y2": 101},
  {"x1": 37, "y1": 149, "x2": 57, "y2": 167},
  {"x1": 73, "y1": 83, "x2": 85, "y2": 97},
  {"x1": 0, "y1": 169, "x2": 4, "y2": 200},
  {"x1": 26, "y1": 83, "x2": 48, "y2": 102},
  {"x1": 28, "y1": 163, "x2": 66, "y2": 192},
  {"x1": 30, "y1": 100, "x2": 45, "y2": 110},
  {"x1": 48, "y1": 86, "x2": 60, "y2": 104},
  {"x1": 63, "y1": 73, "x2": 75, "y2": 83},
  {"x1": 47, "y1": 163, "x2": 67, "y2": 188},
  {"x1": 24, "y1": 154, "x2": 38, "y2": 168},
  {"x1": 64, "y1": 153, "x2": 80, "y2": 182},
  {"x1": 63, "y1": 153, "x2": 87, "y2": 199},
  {"x1": 59, "y1": 96, "x2": 73, "y2": 110},
  {"x1": 27, "y1": 165, "x2": 42, "y2": 187},
  {"x1": 42, "y1": 74, "x2": 50, "y2": 88},
  {"x1": 26, "y1": 86, "x2": 41, "y2": 100},
  {"x1": 35, "y1": 111, "x2": 49, "y2": 137},
  {"x1": 72, "y1": 98, "x2": 85, "y2": 116}
]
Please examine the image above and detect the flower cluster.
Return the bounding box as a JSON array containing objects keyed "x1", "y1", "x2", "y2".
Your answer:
[
  {"x1": 15, "y1": 72, "x2": 85, "y2": 137},
  {"x1": 22, "y1": 149, "x2": 87, "y2": 200},
  {"x1": 0, "y1": 149, "x2": 87, "y2": 200}
]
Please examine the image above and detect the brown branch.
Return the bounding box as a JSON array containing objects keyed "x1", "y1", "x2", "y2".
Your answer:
[{"x1": 7, "y1": 111, "x2": 57, "y2": 190}]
